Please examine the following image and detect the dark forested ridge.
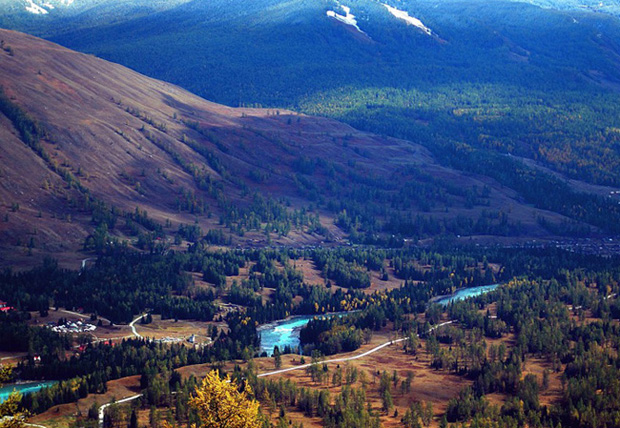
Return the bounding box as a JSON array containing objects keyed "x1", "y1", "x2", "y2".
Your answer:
[{"x1": 30, "y1": 0, "x2": 620, "y2": 187}]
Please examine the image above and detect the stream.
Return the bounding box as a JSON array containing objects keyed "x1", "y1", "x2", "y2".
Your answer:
[
  {"x1": 0, "y1": 381, "x2": 58, "y2": 403},
  {"x1": 432, "y1": 283, "x2": 500, "y2": 306},
  {"x1": 258, "y1": 284, "x2": 500, "y2": 356}
]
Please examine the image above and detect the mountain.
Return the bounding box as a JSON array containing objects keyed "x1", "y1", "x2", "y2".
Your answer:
[
  {"x1": 3, "y1": 0, "x2": 619, "y2": 189},
  {"x1": 505, "y1": 0, "x2": 620, "y2": 17},
  {"x1": 4, "y1": 0, "x2": 76, "y2": 16},
  {"x1": 0, "y1": 0, "x2": 190, "y2": 15},
  {"x1": 2, "y1": 28, "x2": 613, "y2": 267},
  {"x1": 0, "y1": 0, "x2": 191, "y2": 35},
  {"x1": 3, "y1": 0, "x2": 619, "y2": 233}
]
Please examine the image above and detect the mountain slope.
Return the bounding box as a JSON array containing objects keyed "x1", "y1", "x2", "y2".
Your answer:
[
  {"x1": 4, "y1": 0, "x2": 617, "y2": 189},
  {"x1": 2, "y1": 29, "x2": 604, "y2": 267},
  {"x1": 0, "y1": 0, "x2": 192, "y2": 35},
  {"x1": 504, "y1": 0, "x2": 620, "y2": 17}
]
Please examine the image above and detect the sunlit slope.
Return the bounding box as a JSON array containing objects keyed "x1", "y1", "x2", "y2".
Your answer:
[{"x1": 1, "y1": 29, "x2": 593, "y2": 266}]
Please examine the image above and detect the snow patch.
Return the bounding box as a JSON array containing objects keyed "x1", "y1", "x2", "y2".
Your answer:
[
  {"x1": 383, "y1": 3, "x2": 432, "y2": 36},
  {"x1": 327, "y1": 4, "x2": 366, "y2": 35},
  {"x1": 24, "y1": 0, "x2": 76, "y2": 14},
  {"x1": 25, "y1": 0, "x2": 49, "y2": 14}
]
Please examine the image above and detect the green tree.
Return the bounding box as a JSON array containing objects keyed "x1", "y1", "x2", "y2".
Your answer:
[
  {"x1": 273, "y1": 346, "x2": 282, "y2": 369},
  {"x1": 128, "y1": 409, "x2": 138, "y2": 428}
]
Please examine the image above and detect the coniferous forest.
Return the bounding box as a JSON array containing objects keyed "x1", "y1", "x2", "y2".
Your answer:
[
  {"x1": 2, "y1": 244, "x2": 620, "y2": 427},
  {"x1": 2, "y1": 1, "x2": 620, "y2": 428}
]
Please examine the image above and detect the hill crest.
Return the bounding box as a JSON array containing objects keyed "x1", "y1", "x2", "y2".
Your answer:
[{"x1": 0, "y1": 29, "x2": 598, "y2": 268}]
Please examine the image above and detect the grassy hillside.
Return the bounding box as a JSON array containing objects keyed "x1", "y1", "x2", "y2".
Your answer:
[
  {"x1": 4, "y1": 29, "x2": 605, "y2": 266},
  {"x1": 33, "y1": 0, "x2": 620, "y2": 184},
  {"x1": 4, "y1": 1, "x2": 620, "y2": 186},
  {"x1": 2, "y1": 0, "x2": 620, "y2": 264}
]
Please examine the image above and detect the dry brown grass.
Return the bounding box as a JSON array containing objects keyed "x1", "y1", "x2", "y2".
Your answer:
[
  {"x1": 295, "y1": 259, "x2": 325, "y2": 287},
  {"x1": 30, "y1": 376, "x2": 141, "y2": 428},
  {"x1": 243, "y1": 329, "x2": 470, "y2": 428},
  {"x1": 523, "y1": 358, "x2": 563, "y2": 407},
  {"x1": 29, "y1": 316, "x2": 570, "y2": 428},
  {"x1": 294, "y1": 258, "x2": 406, "y2": 295},
  {"x1": 0, "y1": 29, "x2": 582, "y2": 268},
  {"x1": 365, "y1": 264, "x2": 406, "y2": 294},
  {"x1": 132, "y1": 315, "x2": 217, "y2": 343}
]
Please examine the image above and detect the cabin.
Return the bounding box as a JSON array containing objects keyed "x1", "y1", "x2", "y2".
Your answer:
[{"x1": 0, "y1": 299, "x2": 13, "y2": 312}]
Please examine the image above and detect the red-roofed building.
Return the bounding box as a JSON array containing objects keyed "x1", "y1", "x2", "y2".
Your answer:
[{"x1": 0, "y1": 300, "x2": 14, "y2": 312}]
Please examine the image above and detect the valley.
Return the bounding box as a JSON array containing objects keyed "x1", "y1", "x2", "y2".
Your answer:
[
  {"x1": 2, "y1": 241, "x2": 620, "y2": 428},
  {"x1": 1, "y1": 2, "x2": 620, "y2": 428},
  {"x1": 0, "y1": 29, "x2": 607, "y2": 269}
]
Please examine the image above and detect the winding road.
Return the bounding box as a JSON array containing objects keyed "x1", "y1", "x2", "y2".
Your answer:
[
  {"x1": 98, "y1": 395, "x2": 142, "y2": 428},
  {"x1": 128, "y1": 314, "x2": 146, "y2": 338},
  {"x1": 96, "y1": 336, "x2": 411, "y2": 427},
  {"x1": 258, "y1": 320, "x2": 454, "y2": 378},
  {"x1": 96, "y1": 320, "x2": 455, "y2": 426},
  {"x1": 257, "y1": 337, "x2": 406, "y2": 377}
]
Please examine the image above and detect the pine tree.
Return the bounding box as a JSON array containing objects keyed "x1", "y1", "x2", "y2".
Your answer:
[
  {"x1": 128, "y1": 409, "x2": 137, "y2": 428},
  {"x1": 273, "y1": 346, "x2": 282, "y2": 369}
]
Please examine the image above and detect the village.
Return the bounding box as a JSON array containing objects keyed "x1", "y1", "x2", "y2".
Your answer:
[{"x1": 47, "y1": 319, "x2": 97, "y2": 334}]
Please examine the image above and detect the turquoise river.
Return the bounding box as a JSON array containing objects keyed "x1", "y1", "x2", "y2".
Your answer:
[
  {"x1": 0, "y1": 381, "x2": 58, "y2": 403},
  {"x1": 258, "y1": 283, "x2": 500, "y2": 355}
]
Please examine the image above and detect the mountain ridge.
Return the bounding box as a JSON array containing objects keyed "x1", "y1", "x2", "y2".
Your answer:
[{"x1": 1, "y1": 29, "x2": 599, "y2": 267}]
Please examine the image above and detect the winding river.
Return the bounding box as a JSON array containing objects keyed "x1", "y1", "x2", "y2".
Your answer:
[
  {"x1": 258, "y1": 315, "x2": 317, "y2": 356},
  {"x1": 258, "y1": 284, "x2": 500, "y2": 355},
  {"x1": 257, "y1": 284, "x2": 499, "y2": 355},
  {"x1": 432, "y1": 283, "x2": 500, "y2": 306},
  {"x1": 258, "y1": 312, "x2": 353, "y2": 356}
]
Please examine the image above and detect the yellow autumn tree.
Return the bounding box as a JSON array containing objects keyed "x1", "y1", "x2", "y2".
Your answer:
[
  {"x1": 0, "y1": 393, "x2": 27, "y2": 428},
  {"x1": 0, "y1": 365, "x2": 28, "y2": 428},
  {"x1": 189, "y1": 370, "x2": 261, "y2": 428}
]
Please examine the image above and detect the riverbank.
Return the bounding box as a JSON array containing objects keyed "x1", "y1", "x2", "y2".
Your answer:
[
  {"x1": 0, "y1": 381, "x2": 58, "y2": 403},
  {"x1": 257, "y1": 311, "x2": 352, "y2": 356},
  {"x1": 429, "y1": 283, "x2": 500, "y2": 306}
]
